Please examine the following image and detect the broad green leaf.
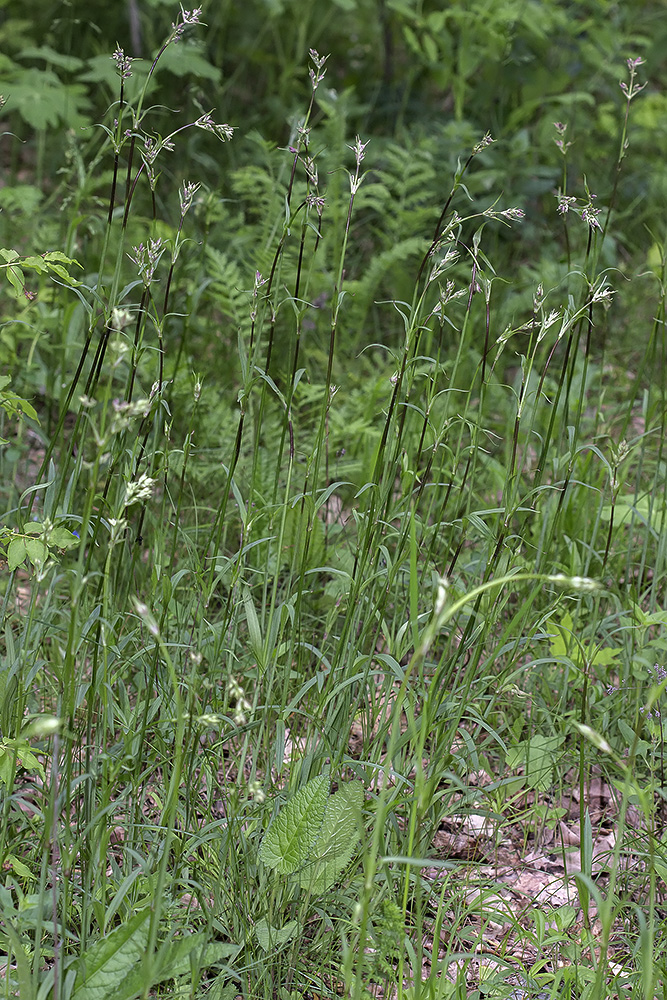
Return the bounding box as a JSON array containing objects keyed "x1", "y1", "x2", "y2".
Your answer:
[
  {"x1": 50, "y1": 526, "x2": 80, "y2": 548},
  {"x1": 259, "y1": 774, "x2": 329, "y2": 873},
  {"x1": 7, "y1": 537, "x2": 27, "y2": 571},
  {"x1": 25, "y1": 538, "x2": 48, "y2": 565},
  {"x1": 4, "y1": 69, "x2": 90, "y2": 131},
  {"x1": 0, "y1": 377, "x2": 39, "y2": 421},
  {"x1": 13, "y1": 742, "x2": 46, "y2": 780},
  {"x1": 104, "y1": 932, "x2": 203, "y2": 1000},
  {"x1": 255, "y1": 917, "x2": 299, "y2": 952},
  {"x1": 43, "y1": 251, "x2": 81, "y2": 265},
  {"x1": 21, "y1": 256, "x2": 48, "y2": 272},
  {"x1": 72, "y1": 911, "x2": 149, "y2": 1000},
  {"x1": 600, "y1": 495, "x2": 665, "y2": 529},
  {"x1": 155, "y1": 41, "x2": 221, "y2": 82},
  {"x1": 3, "y1": 261, "x2": 25, "y2": 298},
  {"x1": 298, "y1": 781, "x2": 363, "y2": 893},
  {"x1": 106, "y1": 936, "x2": 242, "y2": 1000},
  {"x1": 5, "y1": 853, "x2": 34, "y2": 879},
  {"x1": 0, "y1": 185, "x2": 43, "y2": 215},
  {"x1": 506, "y1": 735, "x2": 564, "y2": 791},
  {"x1": 18, "y1": 46, "x2": 84, "y2": 71}
]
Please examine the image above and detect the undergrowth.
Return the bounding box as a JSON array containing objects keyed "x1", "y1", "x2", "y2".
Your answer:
[{"x1": 0, "y1": 8, "x2": 666, "y2": 1000}]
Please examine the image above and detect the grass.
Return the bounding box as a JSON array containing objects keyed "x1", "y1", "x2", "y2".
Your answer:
[{"x1": 1, "y1": 9, "x2": 667, "y2": 1000}]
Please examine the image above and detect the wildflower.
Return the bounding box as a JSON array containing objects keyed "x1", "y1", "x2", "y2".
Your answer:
[
  {"x1": 348, "y1": 135, "x2": 370, "y2": 167},
  {"x1": 111, "y1": 46, "x2": 133, "y2": 81},
  {"x1": 171, "y1": 7, "x2": 203, "y2": 44},
  {"x1": 143, "y1": 135, "x2": 175, "y2": 166},
  {"x1": 553, "y1": 121, "x2": 572, "y2": 155},
  {"x1": 304, "y1": 155, "x2": 318, "y2": 185},
  {"x1": 194, "y1": 113, "x2": 234, "y2": 142},
  {"x1": 128, "y1": 238, "x2": 165, "y2": 285},
  {"x1": 142, "y1": 137, "x2": 158, "y2": 164},
  {"x1": 651, "y1": 663, "x2": 667, "y2": 684},
  {"x1": 500, "y1": 207, "x2": 525, "y2": 221},
  {"x1": 112, "y1": 397, "x2": 151, "y2": 420},
  {"x1": 309, "y1": 49, "x2": 328, "y2": 90},
  {"x1": 247, "y1": 779, "x2": 265, "y2": 803},
  {"x1": 179, "y1": 180, "x2": 200, "y2": 216},
  {"x1": 227, "y1": 676, "x2": 251, "y2": 725},
  {"x1": 556, "y1": 193, "x2": 576, "y2": 215},
  {"x1": 110, "y1": 307, "x2": 132, "y2": 332},
  {"x1": 107, "y1": 517, "x2": 128, "y2": 545},
  {"x1": 620, "y1": 56, "x2": 647, "y2": 99},
  {"x1": 472, "y1": 132, "x2": 494, "y2": 155},
  {"x1": 306, "y1": 194, "x2": 325, "y2": 215},
  {"x1": 536, "y1": 309, "x2": 561, "y2": 345},
  {"x1": 434, "y1": 278, "x2": 465, "y2": 310},
  {"x1": 591, "y1": 279, "x2": 614, "y2": 304},
  {"x1": 580, "y1": 193, "x2": 602, "y2": 230},
  {"x1": 428, "y1": 247, "x2": 459, "y2": 284},
  {"x1": 123, "y1": 473, "x2": 156, "y2": 508}
]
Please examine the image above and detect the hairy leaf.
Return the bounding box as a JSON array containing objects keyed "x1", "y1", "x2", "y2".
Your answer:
[
  {"x1": 259, "y1": 774, "x2": 329, "y2": 873},
  {"x1": 298, "y1": 781, "x2": 363, "y2": 893}
]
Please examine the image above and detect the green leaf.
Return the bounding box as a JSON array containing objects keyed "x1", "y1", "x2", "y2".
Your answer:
[
  {"x1": 0, "y1": 185, "x2": 43, "y2": 215},
  {"x1": 0, "y1": 379, "x2": 38, "y2": 421},
  {"x1": 3, "y1": 261, "x2": 25, "y2": 298},
  {"x1": 25, "y1": 538, "x2": 48, "y2": 566},
  {"x1": 7, "y1": 537, "x2": 27, "y2": 571},
  {"x1": 18, "y1": 46, "x2": 84, "y2": 71},
  {"x1": 43, "y1": 251, "x2": 80, "y2": 265},
  {"x1": 154, "y1": 41, "x2": 221, "y2": 82},
  {"x1": 21, "y1": 256, "x2": 48, "y2": 272},
  {"x1": 259, "y1": 774, "x2": 329, "y2": 873},
  {"x1": 600, "y1": 495, "x2": 666, "y2": 529},
  {"x1": 50, "y1": 526, "x2": 80, "y2": 548},
  {"x1": 104, "y1": 932, "x2": 203, "y2": 1000},
  {"x1": 243, "y1": 587, "x2": 264, "y2": 666},
  {"x1": 72, "y1": 911, "x2": 150, "y2": 1000},
  {"x1": 4, "y1": 68, "x2": 90, "y2": 130},
  {"x1": 4, "y1": 920, "x2": 34, "y2": 1000},
  {"x1": 506, "y1": 735, "x2": 564, "y2": 791},
  {"x1": 5, "y1": 853, "x2": 34, "y2": 879},
  {"x1": 255, "y1": 917, "x2": 299, "y2": 952},
  {"x1": 298, "y1": 781, "x2": 363, "y2": 893},
  {"x1": 13, "y1": 742, "x2": 46, "y2": 780}
]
